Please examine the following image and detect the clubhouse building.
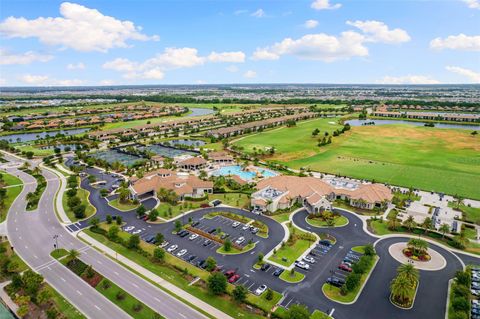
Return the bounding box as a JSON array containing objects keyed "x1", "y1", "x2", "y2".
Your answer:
[{"x1": 251, "y1": 175, "x2": 393, "y2": 213}]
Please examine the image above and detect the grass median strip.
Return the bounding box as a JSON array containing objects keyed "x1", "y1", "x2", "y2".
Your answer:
[
  {"x1": 0, "y1": 170, "x2": 23, "y2": 222},
  {"x1": 279, "y1": 270, "x2": 305, "y2": 283}
]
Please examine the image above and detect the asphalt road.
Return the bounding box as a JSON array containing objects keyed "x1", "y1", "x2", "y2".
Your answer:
[
  {"x1": 4, "y1": 153, "x2": 208, "y2": 319},
  {"x1": 68, "y1": 159, "x2": 480, "y2": 319}
]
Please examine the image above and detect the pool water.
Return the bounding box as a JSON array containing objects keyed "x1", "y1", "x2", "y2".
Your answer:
[{"x1": 212, "y1": 165, "x2": 277, "y2": 181}]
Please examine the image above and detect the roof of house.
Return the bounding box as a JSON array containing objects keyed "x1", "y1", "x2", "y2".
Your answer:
[{"x1": 178, "y1": 156, "x2": 207, "y2": 166}]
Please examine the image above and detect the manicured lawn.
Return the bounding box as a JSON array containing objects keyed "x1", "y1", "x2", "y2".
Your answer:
[
  {"x1": 63, "y1": 187, "x2": 96, "y2": 221},
  {"x1": 270, "y1": 212, "x2": 291, "y2": 224},
  {"x1": 279, "y1": 270, "x2": 305, "y2": 283},
  {"x1": 267, "y1": 224, "x2": 314, "y2": 267},
  {"x1": 322, "y1": 255, "x2": 379, "y2": 303},
  {"x1": 306, "y1": 215, "x2": 349, "y2": 227},
  {"x1": 217, "y1": 242, "x2": 255, "y2": 255},
  {"x1": 85, "y1": 226, "x2": 279, "y2": 318},
  {"x1": 0, "y1": 171, "x2": 23, "y2": 222},
  {"x1": 50, "y1": 248, "x2": 69, "y2": 259},
  {"x1": 0, "y1": 241, "x2": 28, "y2": 278},
  {"x1": 108, "y1": 198, "x2": 140, "y2": 211},
  {"x1": 351, "y1": 246, "x2": 366, "y2": 254},
  {"x1": 16, "y1": 144, "x2": 55, "y2": 156},
  {"x1": 311, "y1": 310, "x2": 332, "y2": 319},
  {"x1": 449, "y1": 202, "x2": 480, "y2": 224},
  {"x1": 46, "y1": 285, "x2": 86, "y2": 319},
  {"x1": 96, "y1": 278, "x2": 159, "y2": 319},
  {"x1": 237, "y1": 123, "x2": 480, "y2": 199}
]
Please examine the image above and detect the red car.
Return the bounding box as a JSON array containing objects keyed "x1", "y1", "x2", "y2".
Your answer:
[
  {"x1": 224, "y1": 269, "x2": 236, "y2": 278},
  {"x1": 228, "y1": 274, "x2": 240, "y2": 283},
  {"x1": 338, "y1": 264, "x2": 352, "y2": 272}
]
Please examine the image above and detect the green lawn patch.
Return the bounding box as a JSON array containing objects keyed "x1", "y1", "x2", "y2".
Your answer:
[
  {"x1": 449, "y1": 202, "x2": 480, "y2": 225},
  {"x1": 46, "y1": 285, "x2": 86, "y2": 319},
  {"x1": 311, "y1": 310, "x2": 332, "y2": 319},
  {"x1": 217, "y1": 242, "x2": 255, "y2": 255},
  {"x1": 267, "y1": 223, "x2": 315, "y2": 267},
  {"x1": 63, "y1": 187, "x2": 96, "y2": 221},
  {"x1": 306, "y1": 215, "x2": 348, "y2": 227},
  {"x1": 96, "y1": 278, "x2": 160, "y2": 319},
  {"x1": 279, "y1": 270, "x2": 305, "y2": 283},
  {"x1": 269, "y1": 212, "x2": 291, "y2": 224},
  {"x1": 0, "y1": 241, "x2": 28, "y2": 281},
  {"x1": 0, "y1": 171, "x2": 23, "y2": 222},
  {"x1": 351, "y1": 246, "x2": 366, "y2": 254},
  {"x1": 50, "y1": 248, "x2": 69, "y2": 260},
  {"x1": 108, "y1": 198, "x2": 140, "y2": 211}
]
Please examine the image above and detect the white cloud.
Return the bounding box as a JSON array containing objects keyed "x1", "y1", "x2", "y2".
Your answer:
[
  {"x1": 208, "y1": 51, "x2": 245, "y2": 63},
  {"x1": 346, "y1": 20, "x2": 410, "y2": 43},
  {"x1": 19, "y1": 74, "x2": 49, "y2": 85},
  {"x1": 0, "y1": 49, "x2": 53, "y2": 65},
  {"x1": 0, "y1": 2, "x2": 158, "y2": 52},
  {"x1": 225, "y1": 65, "x2": 239, "y2": 73},
  {"x1": 377, "y1": 75, "x2": 440, "y2": 84},
  {"x1": 430, "y1": 34, "x2": 480, "y2": 51},
  {"x1": 196, "y1": 80, "x2": 207, "y2": 84},
  {"x1": 18, "y1": 74, "x2": 85, "y2": 86},
  {"x1": 311, "y1": 0, "x2": 341, "y2": 10},
  {"x1": 103, "y1": 47, "x2": 205, "y2": 80},
  {"x1": 99, "y1": 79, "x2": 114, "y2": 86},
  {"x1": 234, "y1": 9, "x2": 248, "y2": 15},
  {"x1": 304, "y1": 19, "x2": 319, "y2": 29},
  {"x1": 252, "y1": 31, "x2": 368, "y2": 62},
  {"x1": 463, "y1": 0, "x2": 480, "y2": 9},
  {"x1": 244, "y1": 70, "x2": 257, "y2": 78},
  {"x1": 446, "y1": 66, "x2": 480, "y2": 83},
  {"x1": 66, "y1": 62, "x2": 85, "y2": 70},
  {"x1": 251, "y1": 9, "x2": 265, "y2": 18}
]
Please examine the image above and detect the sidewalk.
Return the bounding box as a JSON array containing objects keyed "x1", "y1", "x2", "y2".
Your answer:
[
  {"x1": 0, "y1": 281, "x2": 18, "y2": 315},
  {"x1": 42, "y1": 164, "x2": 71, "y2": 224},
  {"x1": 78, "y1": 231, "x2": 233, "y2": 319}
]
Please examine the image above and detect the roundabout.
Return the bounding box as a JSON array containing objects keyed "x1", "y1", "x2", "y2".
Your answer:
[{"x1": 388, "y1": 242, "x2": 447, "y2": 271}]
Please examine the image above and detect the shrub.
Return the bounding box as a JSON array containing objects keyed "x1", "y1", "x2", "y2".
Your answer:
[
  {"x1": 345, "y1": 273, "x2": 362, "y2": 292},
  {"x1": 207, "y1": 272, "x2": 227, "y2": 295},
  {"x1": 265, "y1": 288, "x2": 274, "y2": 301},
  {"x1": 116, "y1": 291, "x2": 126, "y2": 301}
]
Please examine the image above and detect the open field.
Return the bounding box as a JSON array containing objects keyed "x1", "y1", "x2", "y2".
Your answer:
[{"x1": 235, "y1": 123, "x2": 480, "y2": 199}]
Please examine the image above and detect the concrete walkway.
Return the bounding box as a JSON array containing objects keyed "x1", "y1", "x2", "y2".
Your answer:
[
  {"x1": 0, "y1": 281, "x2": 18, "y2": 315},
  {"x1": 55, "y1": 163, "x2": 73, "y2": 175},
  {"x1": 78, "y1": 231, "x2": 234, "y2": 319}
]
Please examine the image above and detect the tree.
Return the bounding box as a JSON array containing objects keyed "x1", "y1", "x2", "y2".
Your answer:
[
  {"x1": 108, "y1": 226, "x2": 119, "y2": 239},
  {"x1": 174, "y1": 220, "x2": 182, "y2": 233},
  {"x1": 397, "y1": 264, "x2": 419, "y2": 287},
  {"x1": 403, "y1": 215, "x2": 416, "y2": 231},
  {"x1": 136, "y1": 205, "x2": 146, "y2": 218},
  {"x1": 128, "y1": 235, "x2": 140, "y2": 249},
  {"x1": 223, "y1": 238, "x2": 232, "y2": 252},
  {"x1": 390, "y1": 275, "x2": 412, "y2": 304},
  {"x1": 421, "y1": 217, "x2": 432, "y2": 233},
  {"x1": 148, "y1": 209, "x2": 159, "y2": 221},
  {"x1": 407, "y1": 238, "x2": 428, "y2": 256},
  {"x1": 153, "y1": 248, "x2": 165, "y2": 262},
  {"x1": 116, "y1": 216, "x2": 123, "y2": 225},
  {"x1": 207, "y1": 272, "x2": 227, "y2": 295},
  {"x1": 106, "y1": 214, "x2": 113, "y2": 224},
  {"x1": 205, "y1": 256, "x2": 217, "y2": 271},
  {"x1": 155, "y1": 232, "x2": 164, "y2": 244},
  {"x1": 439, "y1": 223, "x2": 450, "y2": 238},
  {"x1": 232, "y1": 285, "x2": 248, "y2": 303},
  {"x1": 22, "y1": 270, "x2": 44, "y2": 297},
  {"x1": 68, "y1": 249, "x2": 80, "y2": 261},
  {"x1": 364, "y1": 244, "x2": 375, "y2": 256},
  {"x1": 89, "y1": 217, "x2": 99, "y2": 228},
  {"x1": 285, "y1": 304, "x2": 310, "y2": 319},
  {"x1": 118, "y1": 187, "x2": 130, "y2": 203}
]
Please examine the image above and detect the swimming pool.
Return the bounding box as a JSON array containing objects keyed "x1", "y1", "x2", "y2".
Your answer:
[{"x1": 212, "y1": 165, "x2": 277, "y2": 181}]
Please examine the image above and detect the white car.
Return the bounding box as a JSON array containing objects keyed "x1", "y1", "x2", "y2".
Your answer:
[
  {"x1": 159, "y1": 241, "x2": 169, "y2": 248},
  {"x1": 255, "y1": 285, "x2": 267, "y2": 296},
  {"x1": 303, "y1": 256, "x2": 316, "y2": 264},
  {"x1": 167, "y1": 244, "x2": 178, "y2": 252},
  {"x1": 177, "y1": 249, "x2": 187, "y2": 257},
  {"x1": 295, "y1": 260, "x2": 310, "y2": 270},
  {"x1": 472, "y1": 289, "x2": 480, "y2": 296},
  {"x1": 242, "y1": 225, "x2": 250, "y2": 231},
  {"x1": 132, "y1": 229, "x2": 142, "y2": 235},
  {"x1": 232, "y1": 222, "x2": 240, "y2": 228},
  {"x1": 189, "y1": 234, "x2": 199, "y2": 241},
  {"x1": 235, "y1": 237, "x2": 245, "y2": 245},
  {"x1": 124, "y1": 226, "x2": 135, "y2": 232}
]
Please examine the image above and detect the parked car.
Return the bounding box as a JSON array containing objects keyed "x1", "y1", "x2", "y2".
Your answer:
[
  {"x1": 220, "y1": 233, "x2": 230, "y2": 239},
  {"x1": 208, "y1": 228, "x2": 216, "y2": 234},
  {"x1": 295, "y1": 261, "x2": 310, "y2": 270},
  {"x1": 228, "y1": 274, "x2": 240, "y2": 283},
  {"x1": 203, "y1": 239, "x2": 211, "y2": 246},
  {"x1": 471, "y1": 289, "x2": 480, "y2": 296},
  {"x1": 224, "y1": 269, "x2": 236, "y2": 278},
  {"x1": 191, "y1": 221, "x2": 200, "y2": 227},
  {"x1": 273, "y1": 268, "x2": 284, "y2": 276},
  {"x1": 261, "y1": 263, "x2": 271, "y2": 271},
  {"x1": 251, "y1": 228, "x2": 259, "y2": 234},
  {"x1": 177, "y1": 230, "x2": 187, "y2": 236},
  {"x1": 339, "y1": 264, "x2": 353, "y2": 272},
  {"x1": 209, "y1": 199, "x2": 222, "y2": 207},
  {"x1": 196, "y1": 259, "x2": 206, "y2": 268},
  {"x1": 319, "y1": 240, "x2": 332, "y2": 247},
  {"x1": 189, "y1": 234, "x2": 199, "y2": 241},
  {"x1": 242, "y1": 224, "x2": 250, "y2": 231},
  {"x1": 303, "y1": 256, "x2": 316, "y2": 264},
  {"x1": 255, "y1": 285, "x2": 267, "y2": 296},
  {"x1": 176, "y1": 249, "x2": 187, "y2": 257},
  {"x1": 167, "y1": 245, "x2": 178, "y2": 252},
  {"x1": 235, "y1": 237, "x2": 245, "y2": 245},
  {"x1": 180, "y1": 231, "x2": 190, "y2": 238},
  {"x1": 232, "y1": 221, "x2": 240, "y2": 228},
  {"x1": 326, "y1": 277, "x2": 345, "y2": 288},
  {"x1": 159, "y1": 241, "x2": 169, "y2": 248},
  {"x1": 186, "y1": 255, "x2": 196, "y2": 262},
  {"x1": 146, "y1": 236, "x2": 156, "y2": 243},
  {"x1": 132, "y1": 229, "x2": 142, "y2": 235}
]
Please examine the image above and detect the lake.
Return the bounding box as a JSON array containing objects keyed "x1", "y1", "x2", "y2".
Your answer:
[
  {"x1": 187, "y1": 107, "x2": 215, "y2": 117},
  {"x1": 346, "y1": 119, "x2": 480, "y2": 130},
  {"x1": 0, "y1": 128, "x2": 90, "y2": 143}
]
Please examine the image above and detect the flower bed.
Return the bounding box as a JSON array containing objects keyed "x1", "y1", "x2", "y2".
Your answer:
[{"x1": 402, "y1": 248, "x2": 431, "y2": 262}]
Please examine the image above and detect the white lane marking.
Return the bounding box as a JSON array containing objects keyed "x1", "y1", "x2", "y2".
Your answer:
[
  {"x1": 114, "y1": 271, "x2": 119, "y2": 276},
  {"x1": 94, "y1": 305, "x2": 101, "y2": 310},
  {"x1": 76, "y1": 290, "x2": 82, "y2": 295},
  {"x1": 155, "y1": 297, "x2": 161, "y2": 302},
  {"x1": 179, "y1": 314, "x2": 187, "y2": 319},
  {"x1": 33, "y1": 255, "x2": 38, "y2": 259},
  {"x1": 97, "y1": 260, "x2": 102, "y2": 265},
  {"x1": 329, "y1": 308, "x2": 335, "y2": 316},
  {"x1": 132, "y1": 283, "x2": 139, "y2": 288}
]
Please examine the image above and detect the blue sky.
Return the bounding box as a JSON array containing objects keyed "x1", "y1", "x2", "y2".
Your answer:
[{"x1": 0, "y1": 0, "x2": 479, "y2": 86}]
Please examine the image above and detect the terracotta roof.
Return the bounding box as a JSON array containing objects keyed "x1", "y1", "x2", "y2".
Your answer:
[
  {"x1": 253, "y1": 198, "x2": 267, "y2": 206},
  {"x1": 131, "y1": 171, "x2": 212, "y2": 197},
  {"x1": 230, "y1": 175, "x2": 247, "y2": 185},
  {"x1": 178, "y1": 157, "x2": 207, "y2": 166}
]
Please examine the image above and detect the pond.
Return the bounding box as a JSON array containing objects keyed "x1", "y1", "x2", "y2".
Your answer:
[
  {"x1": 212, "y1": 165, "x2": 278, "y2": 182},
  {"x1": 346, "y1": 119, "x2": 480, "y2": 130},
  {"x1": 0, "y1": 128, "x2": 90, "y2": 143},
  {"x1": 138, "y1": 144, "x2": 198, "y2": 158},
  {"x1": 187, "y1": 107, "x2": 215, "y2": 117},
  {"x1": 38, "y1": 143, "x2": 85, "y2": 151}
]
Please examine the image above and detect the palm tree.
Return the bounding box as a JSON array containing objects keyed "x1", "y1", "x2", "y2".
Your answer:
[
  {"x1": 421, "y1": 217, "x2": 432, "y2": 233},
  {"x1": 407, "y1": 238, "x2": 428, "y2": 256},
  {"x1": 403, "y1": 216, "x2": 416, "y2": 232},
  {"x1": 397, "y1": 264, "x2": 419, "y2": 287},
  {"x1": 390, "y1": 275, "x2": 412, "y2": 304},
  {"x1": 439, "y1": 224, "x2": 450, "y2": 238},
  {"x1": 67, "y1": 249, "x2": 80, "y2": 264}
]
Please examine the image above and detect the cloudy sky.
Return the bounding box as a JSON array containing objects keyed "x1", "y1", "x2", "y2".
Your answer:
[{"x1": 0, "y1": 0, "x2": 479, "y2": 86}]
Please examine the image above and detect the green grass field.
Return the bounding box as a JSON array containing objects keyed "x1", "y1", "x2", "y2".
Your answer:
[
  {"x1": 267, "y1": 224, "x2": 314, "y2": 267},
  {"x1": 235, "y1": 122, "x2": 480, "y2": 199},
  {"x1": 63, "y1": 188, "x2": 96, "y2": 221},
  {"x1": 0, "y1": 171, "x2": 23, "y2": 222}
]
